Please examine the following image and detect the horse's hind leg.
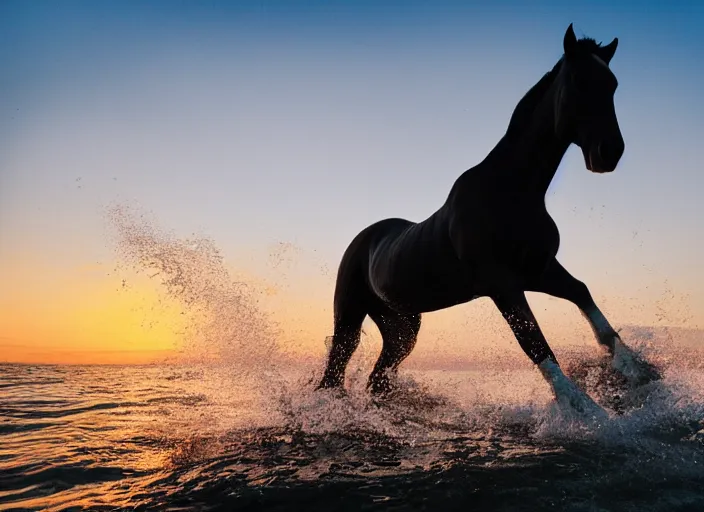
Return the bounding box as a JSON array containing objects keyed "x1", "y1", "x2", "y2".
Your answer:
[
  {"x1": 317, "y1": 296, "x2": 368, "y2": 391},
  {"x1": 367, "y1": 310, "x2": 421, "y2": 395}
]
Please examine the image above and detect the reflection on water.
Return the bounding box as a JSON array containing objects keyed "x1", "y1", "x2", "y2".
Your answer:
[{"x1": 1, "y1": 358, "x2": 703, "y2": 511}]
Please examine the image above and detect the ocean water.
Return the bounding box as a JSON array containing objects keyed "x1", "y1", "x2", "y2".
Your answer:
[{"x1": 1, "y1": 357, "x2": 703, "y2": 511}]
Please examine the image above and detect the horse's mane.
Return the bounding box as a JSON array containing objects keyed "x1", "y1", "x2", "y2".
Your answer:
[
  {"x1": 574, "y1": 37, "x2": 603, "y2": 55},
  {"x1": 505, "y1": 60, "x2": 563, "y2": 138},
  {"x1": 505, "y1": 37, "x2": 605, "y2": 138}
]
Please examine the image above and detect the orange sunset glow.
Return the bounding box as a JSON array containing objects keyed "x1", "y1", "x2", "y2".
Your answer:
[{"x1": 0, "y1": 260, "x2": 182, "y2": 364}]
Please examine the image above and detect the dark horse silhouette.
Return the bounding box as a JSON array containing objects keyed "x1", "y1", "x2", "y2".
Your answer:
[{"x1": 318, "y1": 25, "x2": 659, "y2": 417}]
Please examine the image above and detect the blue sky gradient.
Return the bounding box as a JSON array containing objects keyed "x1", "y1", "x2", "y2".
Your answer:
[{"x1": 2, "y1": 1, "x2": 703, "y2": 338}]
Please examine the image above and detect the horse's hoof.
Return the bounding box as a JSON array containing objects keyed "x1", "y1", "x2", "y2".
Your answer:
[
  {"x1": 611, "y1": 337, "x2": 661, "y2": 387},
  {"x1": 315, "y1": 385, "x2": 348, "y2": 400},
  {"x1": 553, "y1": 375, "x2": 609, "y2": 421},
  {"x1": 566, "y1": 394, "x2": 609, "y2": 422},
  {"x1": 316, "y1": 377, "x2": 346, "y2": 394},
  {"x1": 541, "y1": 359, "x2": 609, "y2": 422},
  {"x1": 316, "y1": 381, "x2": 331, "y2": 391},
  {"x1": 369, "y1": 386, "x2": 393, "y2": 398},
  {"x1": 368, "y1": 378, "x2": 394, "y2": 397},
  {"x1": 630, "y1": 360, "x2": 662, "y2": 386},
  {"x1": 553, "y1": 388, "x2": 609, "y2": 423}
]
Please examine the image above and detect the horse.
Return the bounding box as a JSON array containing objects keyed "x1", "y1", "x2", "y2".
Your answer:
[{"x1": 317, "y1": 24, "x2": 660, "y2": 417}]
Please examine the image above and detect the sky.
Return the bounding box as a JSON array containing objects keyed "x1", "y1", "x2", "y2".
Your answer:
[{"x1": 1, "y1": 0, "x2": 703, "y2": 364}]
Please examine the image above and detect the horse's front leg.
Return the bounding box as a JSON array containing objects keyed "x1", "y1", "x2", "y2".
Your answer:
[
  {"x1": 492, "y1": 291, "x2": 607, "y2": 420},
  {"x1": 530, "y1": 259, "x2": 660, "y2": 385}
]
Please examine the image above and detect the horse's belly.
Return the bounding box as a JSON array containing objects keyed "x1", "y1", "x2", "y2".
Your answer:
[{"x1": 369, "y1": 236, "x2": 472, "y2": 313}]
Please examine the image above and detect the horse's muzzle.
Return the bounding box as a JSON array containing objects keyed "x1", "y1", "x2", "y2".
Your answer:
[{"x1": 583, "y1": 138, "x2": 624, "y2": 174}]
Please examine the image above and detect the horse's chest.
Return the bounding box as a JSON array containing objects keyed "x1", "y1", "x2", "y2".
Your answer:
[
  {"x1": 501, "y1": 209, "x2": 560, "y2": 271},
  {"x1": 461, "y1": 200, "x2": 560, "y2": 271}
]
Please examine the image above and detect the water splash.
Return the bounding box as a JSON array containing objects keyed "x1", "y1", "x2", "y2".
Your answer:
[
  {"x1": 105, "y1": 203, "x2": 704, "y2": 452},
  {"x1": 106, "y1": 204, "x2": 292, "y2": 391}
]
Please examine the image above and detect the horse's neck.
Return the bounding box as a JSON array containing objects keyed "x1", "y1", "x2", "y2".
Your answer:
[{"x1": 487, "y1": 92, "x2": 571, "y2": 198}]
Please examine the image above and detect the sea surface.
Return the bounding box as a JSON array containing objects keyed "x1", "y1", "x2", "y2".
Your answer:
[{"x1": 1, "y1": 355, "x2": 703, "y2": 512}]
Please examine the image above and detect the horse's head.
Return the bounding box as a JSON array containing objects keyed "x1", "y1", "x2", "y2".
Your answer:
[{"x1": 554, "y1": 24, "x2": 624, "y2": 174}]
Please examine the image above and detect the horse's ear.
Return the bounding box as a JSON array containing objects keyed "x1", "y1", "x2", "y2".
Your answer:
[
  {"x1": 599, "y1": 38, "x2": 618, "y2": 65},
  {"x1": 563, "y1": 23, "x2": 578, "y2": 55}
]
